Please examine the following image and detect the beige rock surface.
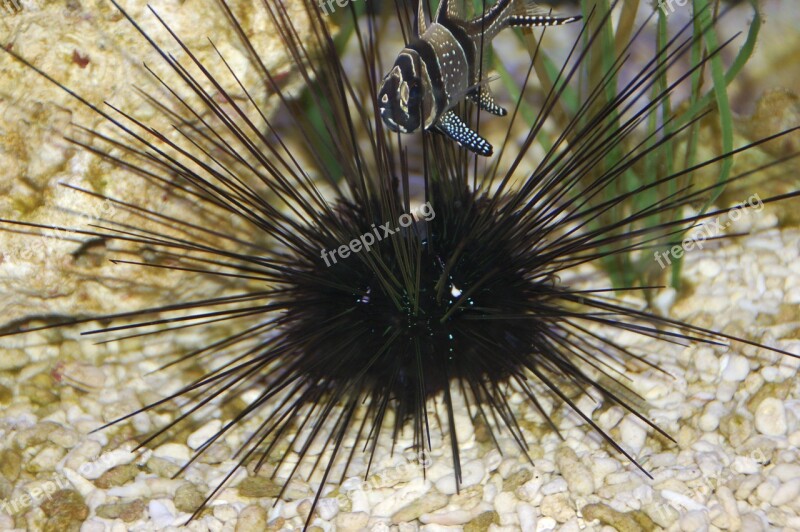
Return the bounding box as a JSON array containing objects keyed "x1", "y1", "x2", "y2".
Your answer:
[{"x1": 0, "y1": 0, "x2": 308, "y2": 322}]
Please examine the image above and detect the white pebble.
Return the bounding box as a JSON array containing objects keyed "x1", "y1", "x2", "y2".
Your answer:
[
  {"x1": 516, "y1": 503, "x2": 537, "y2": 532},
  {"x1": 618, "y1": 416, "x2": 647, "y2": 455},
  {"x1": 721, "y1": 354, "x2": 750, "y2": 382},
  {"x1": 535, "y1": 516, "x2": 557, "y2": 531},
  {"x1": 494, "y1": 491, "x2": 517, "y2": 514},
  {"x1": 517, "y1": 476, "x2": 544, "y2": 502},
  {"x1": 61, "y1": 467, "x2": 99, "y2": 498},
  {"x1": 698, "y1": 259, "x2": 722, "y2": 278},
  {"x1": 79, "y1": 518, "x2": 107, "y2": 532},
  {"x1": 773, "y1": 464, "x2": 800, "y2": 482},
  {"x1": 187, "y1": 419, "x2": 223, "y2": 450},
  {"x1": 336, "y1": 512, "x2": 369, "y2": 531},
  {"x1": 732, "y1": 455, "x2": 761, "y2": 475},
  {"x1": 149, "y1": 499, "x2": 178, "y2": 529},
  {"x1": 373, "y1": 479, "x2": 430, "y2": 517},
  {"x1": 420, "y1": 508, "x2": 474, "y2": 526},
  {"x1": 661, "y1": 490, "x2": 707, "y2": 512},
  {"x1": 434, "y1": 460, "x2": 484, "y2": 494},
  {"x1": 680, "y1": 509, "x2": 710, "y2": 531},
  {"x1": 59, "y1": 362, "x2": 106, "y2": 391},
  {"x1": 772, "y1": 478, "x2": 800, "y2": 507},
  {"x1": 316, "y1": 498, "x2": 339, "y2": 520},
  {"x1": 540, "y1": 478, "x2": 567, "y2": 496},
  {"x1": 153, "y1": 442, "x2": 192, "y2": 463},
  {"x1": 755, "y1": 398, "x2": 788, "y2": 436}
]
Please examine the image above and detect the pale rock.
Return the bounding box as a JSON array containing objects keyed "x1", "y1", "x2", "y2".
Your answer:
[
  {"x1": 235, "y1": 505, "x2": 267, "y2": 532},
  {"x1": 680, "y1": 509, "x2": 710, "y2": 532},
  {"x1": 535, "y1": 516, "x2": 557, "y2": 531},
  {"x1": 153, "y1": 442, "x2": 192, "y2": 464},
  {"x1": 149, "y1": 499, "x2": 178, "y2": 529},
  {"x1": 493, "y1": 491, "x2": 517, "y2": 515},
  {"x1": 773, "y1": 463, "x2": 800, "y2": 482},
  {"x1": 517, "y1": 474, "x2": 545, "y2": 503},
  {"x1": 516, "y1": 503, "x2": 537, "y2": 532},
  {"x1": 316, "y1": 498, "x2": 339, "y2": 521},
  {"x1": 754, "y1": 397, "x2": 788, "y2": 436},
  {"x1": 755, "y1": 478, "x2": 779, "y2": 503},
  {"x1": 336, "y1": 511, "x2": 369, "y2": 531},
  {"x1": 434, "y1": 460, "x2": 484, "y2": 495},
  {"x1": 618, "y1": 415, "x2": 647, "y2": 455},
  {"x1": 771, "y1": 478, "x2": 800, "y2": 506},
  {"x1": 373, "y1": 479, "x2": 430, "y2": 517},
  {"x1": 187, "y1": 419, "x2": 223, "y2": 451},
  {"x1": 721, "y1": 353, "x2": 750, "y2": 381},
  {"x1": 554, "y1": 447, "x2": 593, "y2": 496},
  {"x1": 540, "y1": 477, "x2": 567, "y2": 496}
]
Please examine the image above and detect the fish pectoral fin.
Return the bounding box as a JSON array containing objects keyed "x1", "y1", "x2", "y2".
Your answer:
[
  {"x1": 469, "y1": 87, "x2": 507, "y2": 116},
  {"x1": 434, "y1": 110, "x2": 493, "y2": 156},
  {"x1": 507, "y1": 13, "x2": 582, "y2": 27},
  {"x1": 506, "y1": 1, "x2": 582, "y2": 28}
]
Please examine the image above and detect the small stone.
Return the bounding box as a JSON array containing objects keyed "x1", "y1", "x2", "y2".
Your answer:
[
  {"x1": 336, "y1": 511, "x2": 369, "y2": 531},
  {"x1": 94, "y1": 464, "x2": 139, "y2": 489},
  {"x1": 95, "y1": 499, "x2": 145, "y2": 522},
  {"x1": 39, "y1": 489, "x2": 89, "y2": 521},
  {"x1": 145, "y1": 456, "x2": 181, "y2": 478},
  {"x1": 315, "y1": 498, "x2": 338, "y2": 521},
  {"x1": 698, "y1": 258, "x2": 722, "y2": 278},
  {"x1": 721, "y1": 354, "x2": 750, "y2": 382},
  {"x1": 236, "y1": 505, "x2": 267, "y2": 531},
  {"x1": 152, "y1": 443, "x2": 191, "y2": 463},
  {"x1": 434, "y1": 460, "x2": 484, "y2": 494},
  {"x1": 47, "y1": 426, "x2": 81, "y2": 448},
  {"x1": 772, "y1": 478, "x2": 800, "y2": 507},
  {"x1": 0, "y1": 449, "x2": 22, "y2": 480},
  {"x1": 464, "y1": 511, "x2": 499, "y2": 532},
  {"x1": 213, "y1": 504, "x2": 239, "y2": 522},
  {"x1": 540, "y1": 492, "x2": 575, "y2": 523},
  {"x1": 29, "y1": 446, "x2": 65, "y2": 473},
  {"x1": 237, "y1": 476, "x2": 282, "y2": 498},
  {"x1": 187, "y1": 419, "x2": 223, "y2": 450},
  {"x1": 581, "y1": 503, "x2": 655, "y2": 532},
  {"x1": 502, "y1": 468, "x2": 532, "y2": 492},
  {"x1": 540, "y1": 477, "x2": 567, "y2": 496},
  {"x1": 0, "y1": 349, "x2": 29, "y2": 371},
  {"x1": 619, "y1": 415, "x2": 648, "y2": 455},
  {"x1": 391, "y1": 491, "x2": 448, "y2": 523},
  {"x1": 517, "y1": 503, "x2": 537, "y2": 531},
  {"x1": 15, "y1": 421, "x2": 59, "y2": 448},
  {"x1": 57, "y1": 362, "x2": 105, "y2": 391},
  {"x1": 755, "y1": 397, "x2": 788, "y2": 436},
  {"x1": 173, "y1": 483, "x2": 206, "y2": 513},
  {"x1": 0, "y1": 384, "x2": 13, "y2": 404},
  {"x1": 680, "y1": 509, "x2": 709, "y2": 531},
  {"x1": 493, "y1": 491, "x2": 516, "y2": 515},
  {"x1": 149, "y1": 499, "x2": 177, "y2": 529},
  {"x1": 555, "y1": 447, "x2": 594, "y2": 496}
]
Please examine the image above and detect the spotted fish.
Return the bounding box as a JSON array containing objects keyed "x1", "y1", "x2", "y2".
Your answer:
[{"x1": 378, "y1": 0, "x2": 580, "y2": 156}]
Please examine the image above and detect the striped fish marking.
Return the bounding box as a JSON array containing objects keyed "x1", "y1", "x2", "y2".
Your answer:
[{"x1": 378, "y1": 0, "x2": 581, "y2": 156}]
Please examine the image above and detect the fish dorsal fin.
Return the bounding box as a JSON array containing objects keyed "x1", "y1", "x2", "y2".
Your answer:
[
  {"x1": 416, "y1": 0, "x2": 429, "y2": 35},
  {"x1": 435, "y1": 0, "x2": 464, "y2": 23}
]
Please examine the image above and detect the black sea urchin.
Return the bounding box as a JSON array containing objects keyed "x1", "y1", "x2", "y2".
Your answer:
[{"x1": 1, "y1": 0, "x2": 799, "y2": 529}]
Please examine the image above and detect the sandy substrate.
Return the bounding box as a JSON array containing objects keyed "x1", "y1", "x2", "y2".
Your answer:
[
  {"x1": 1, "y1": 1, "x2": 799, "y2": 531},
  {"x1": 0, "y1": 219, "x2": 797, "y2": 531}
]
